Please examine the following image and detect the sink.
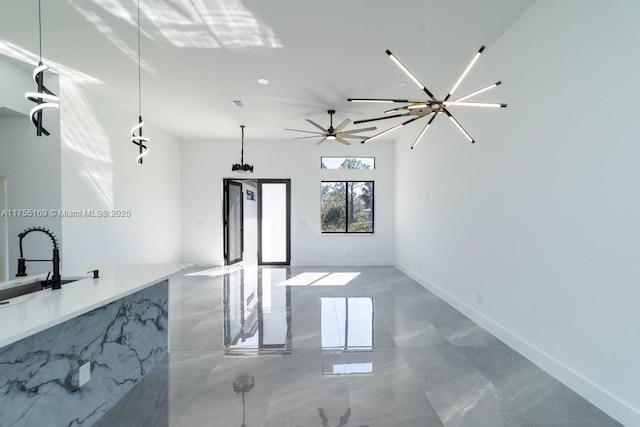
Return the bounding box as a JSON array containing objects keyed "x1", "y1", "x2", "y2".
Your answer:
[{"x1": 0, "y1": 277, "x2": 85, "y2": 303}]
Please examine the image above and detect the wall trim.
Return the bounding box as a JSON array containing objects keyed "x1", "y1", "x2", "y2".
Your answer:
[
  {"x1": 291, "y1": 258, "x2": 393, "y2": 267},
  {"x1": 395, "y1": 262, "x2": 639, "y2": 427}
]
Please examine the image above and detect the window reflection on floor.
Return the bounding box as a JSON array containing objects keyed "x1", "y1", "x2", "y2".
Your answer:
[
  {"x1": 223, "y1": 267, "x2": 292, "y2": 355},
  {"x1": 321, "y1": 297, "x2": 374, "y2": 352}
]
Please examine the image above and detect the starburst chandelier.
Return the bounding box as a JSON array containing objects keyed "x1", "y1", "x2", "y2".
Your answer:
[{"x1": 349, "y1": 45, "x2": 506, "y2": 149}]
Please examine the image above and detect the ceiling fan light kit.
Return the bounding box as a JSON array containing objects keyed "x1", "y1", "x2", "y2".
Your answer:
[
  {"x1": 348, "y1": 45, "x2": 506, "y2": 149},
  {"x1": 285, "y1": 109, "x2": 376, "y2": 145}
]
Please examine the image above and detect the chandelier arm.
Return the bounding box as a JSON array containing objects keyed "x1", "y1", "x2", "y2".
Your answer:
[
  {"x1": 348, "y1": 98, "x2": 427, "y2": 103},
  {"x1": 443, "y1": 109, "x2": 475, "y2": 143},
  {"x1": 451, "y1": 81, "x2": 502, "y2": 103},
  {"x1": 410, "y1": 112, "x2": 439, "y2": 149},
  {"x1": 363, "y1": 115, "x2": 424, "y2": 144},
  {"x1": 444, "y1": 45, "x2": 485, "y2": 102},
  {"x1": 385, "y1": 49, "x2": 437, "y2": 100},
  {"x1": 353, "y1": 113, "x2": 409, "y2": 125},
  {"x1": 444, "y1": 102, "x2": 507, "y2": 108}
]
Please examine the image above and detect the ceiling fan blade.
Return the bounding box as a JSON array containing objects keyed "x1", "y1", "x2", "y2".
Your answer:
[
  {"x1": 353, "y1": 113, "x2": 409, "y2": 125},
  {"x1": 305, "y1": 119, "x2": 328, "y2": 132},
  {"x1": 341, "y1": 126, "x2": 377, "y2": 134},
  {"x1": 444, "y1": 45, "x2": 485, "y2": 101},
  {"x1": 443, "y1": 109, "x2": 475, "y2": 143},
  {"x1": 341, "y1": 134, "x2": 369, "y2": 140},
  {"x1": 316, "y1": 136, "x2": 328, "y2": 145},
  {"x1": 285, "y1": 128, "x2": 326, "y2": 135},
  {"x1": 292, "y1": 135, "x2": 325, "y2": 140},
  {"x1": 385, "y1": 49, "x2": 436, "y2": 100},
  {"x1": 348, "y1": 98, "x2": 425, "y2": 103},
  {"x1": 336, "y1": 136, "x2": 351, "y2": 145},
  {"x1": 410, "y1": 112, "x2": 439, "y2": 149},
  {"x1": 335, "y1": 119, "x2": 351, "y2": 132}
]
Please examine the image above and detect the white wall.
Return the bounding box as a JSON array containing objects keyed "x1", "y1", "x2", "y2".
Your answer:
[
  {"x1": 182, "y1": 138, "x2": 394, "y2": 266},
  {"x1": 0, "y1": 57, "x2": 62, "y2": 277},
  {"x1": 59, "y1": 77, "x2": 182, "y2": 270},
  {"x1": 394, "y1": 1, "x2": 640, "y2": 425}
]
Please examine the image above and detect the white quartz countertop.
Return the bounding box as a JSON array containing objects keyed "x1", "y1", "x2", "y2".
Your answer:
[{"x1": 0, "y1": 263, "x2": 193, "y2": 348}]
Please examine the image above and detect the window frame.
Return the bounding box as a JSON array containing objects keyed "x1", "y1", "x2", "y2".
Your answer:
[{"x1": 320, "y1": 180, "x2": 375, "y2": 234}]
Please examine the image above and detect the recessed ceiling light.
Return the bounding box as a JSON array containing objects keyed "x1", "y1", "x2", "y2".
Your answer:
[
  {"x1": 257, "y1": 78, "x2": 270, "y2": 85},
  {"x1": 397, "y1": 81, "x2": 408, "y2": 87}
]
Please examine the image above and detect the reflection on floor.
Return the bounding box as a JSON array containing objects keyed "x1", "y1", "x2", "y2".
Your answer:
[{"x1": 95, "y1": 266, "x2": 622, "y2": 427}]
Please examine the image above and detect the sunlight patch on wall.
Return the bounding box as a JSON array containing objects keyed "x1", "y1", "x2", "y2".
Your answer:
[
  {"x1": 60, "y1": 76, "x2": 114, "y2": 209},
  {"x1": 0, "y1": 40, "x2": 102, "y2": 84},
  {"x1": 67, "y1": 0, "x2": 282, "y2": 51}
]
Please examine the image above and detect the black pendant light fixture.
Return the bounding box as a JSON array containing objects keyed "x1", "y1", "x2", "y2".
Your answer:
[
  {"x1": 348, "y1": 45, "x2": 506, "y2": 149},
  {"x1": 231, "y1": 125, "x2": 254, "y2": 174},
  {"x1": 130, "y1": 0, "x2": 149, "y2": 164},
  {"x1": 25, "y1": 0, "x2": 59, "y2": 137}
]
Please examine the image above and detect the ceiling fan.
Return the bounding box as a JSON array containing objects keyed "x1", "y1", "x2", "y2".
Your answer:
[
  {"x1": 285, "y1": 109, "x2": 377, "y2": 145},
  {"x1": 348, "y1": 46, "x2": 506, "y2": 149}
]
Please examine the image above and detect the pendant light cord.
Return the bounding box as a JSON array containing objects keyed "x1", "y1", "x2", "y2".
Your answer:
[
  {"x1": 137, "y1": 0, "x2": 142, "y2": 117},
  {"x1": 38, "y1": 0, "x2": 42, "y2": 62},
  {"x1": 240, "y1": 125, "x2": 245, "y2": 164}
]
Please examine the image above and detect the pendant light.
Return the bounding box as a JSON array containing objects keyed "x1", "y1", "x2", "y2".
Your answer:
[
  {"x1": 130, "y1": 0, "x2": 149, "y2": 164},
  {"x1": 25, "y1": 0, "x2": 59, "y2": 136},
  {"x1": 231, "y1": 125, "x2": 254, "y2": 174}
]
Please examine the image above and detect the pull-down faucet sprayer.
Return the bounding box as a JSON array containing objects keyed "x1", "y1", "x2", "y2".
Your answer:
[{"x1": 16, "y1": 227, "x2": 61, "y2": 290}]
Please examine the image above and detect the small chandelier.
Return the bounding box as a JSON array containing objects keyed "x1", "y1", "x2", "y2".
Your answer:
[
  {"x1": 25, "y1": 0, "x2": 59, "y2": 137},
  {"x1": 130, "y1": 0, "x2": 149, "y2": 164},
  {"x1": 231, "y1": 125, "x2": 254, "y2": 174}
]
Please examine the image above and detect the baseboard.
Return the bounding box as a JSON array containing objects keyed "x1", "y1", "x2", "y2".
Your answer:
[
  {"x1": 291, "y1": 258, "x2": 393, "y2": 267},
  {"x1": 395, "y1": 262, "x2": 639, "y2": 427}
]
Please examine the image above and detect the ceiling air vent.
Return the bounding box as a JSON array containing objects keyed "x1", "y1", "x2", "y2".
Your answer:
[{"x1": 232, "y1": 100, "x2": 244, "y2": 107}]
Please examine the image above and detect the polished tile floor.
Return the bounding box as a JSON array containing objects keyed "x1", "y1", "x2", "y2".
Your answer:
[{"x1": 96, "y1": 266, "x2": 622, "y2": 427}]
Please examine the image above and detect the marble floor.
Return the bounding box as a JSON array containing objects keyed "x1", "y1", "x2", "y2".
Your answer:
[{"x1": 95, "y1": 266, "x2": 622, "y2": 427}]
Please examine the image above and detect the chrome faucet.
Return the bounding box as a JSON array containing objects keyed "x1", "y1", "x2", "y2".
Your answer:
[{"x1": 16, "y1": 227, "x2": 61, "y2": 290}]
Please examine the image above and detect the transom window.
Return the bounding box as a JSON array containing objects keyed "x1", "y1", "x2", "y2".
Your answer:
[
  {"x1": 321, "y1": 157, "x2": 375, "y2": 170},
  {"x1": 321, "y1": 181, "x2": 374, "y2": 233}
]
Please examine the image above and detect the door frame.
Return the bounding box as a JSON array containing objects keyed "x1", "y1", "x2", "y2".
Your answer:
[
  {"x1": 257, "y1": 179, "x2": 291, "y2": 265},
  {"x1": 223, "y1": 179, "x2": 244, "y2": 265}
]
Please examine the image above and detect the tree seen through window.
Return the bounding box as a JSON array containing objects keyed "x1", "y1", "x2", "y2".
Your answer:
[{"x1": 321, "y1": 181, "x2": 374, "y2": 233}]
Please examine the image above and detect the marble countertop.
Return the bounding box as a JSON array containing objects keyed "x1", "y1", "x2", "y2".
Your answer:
[{"x1": 0, "y1": 263, "x2": 193, "y2": 348}]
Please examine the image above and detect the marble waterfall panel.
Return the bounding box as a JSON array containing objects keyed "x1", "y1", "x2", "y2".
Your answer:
[{"x1": 0, "y1": 280, "x2": 169, "y2": 427}]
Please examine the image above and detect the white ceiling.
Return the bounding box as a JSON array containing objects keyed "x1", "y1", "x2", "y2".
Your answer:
[{"x1": 0, "y1": 0, "x2": 534, "y2": 141}]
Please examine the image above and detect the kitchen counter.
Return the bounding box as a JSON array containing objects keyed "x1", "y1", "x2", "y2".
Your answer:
[
  {"x1": 0, "y1": 262, "x2": 192, "y2": 348},
  {"x1": 0, "y1": 262, "x2": 193, "y2": 427}
]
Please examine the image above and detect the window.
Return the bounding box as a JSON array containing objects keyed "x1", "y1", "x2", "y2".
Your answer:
[
  {"x1": 321, "y1": 181, "x2": 374, "y2": 233},
  {"x1": 321, "y1": 157, "x2": 375, "y2": 170}
]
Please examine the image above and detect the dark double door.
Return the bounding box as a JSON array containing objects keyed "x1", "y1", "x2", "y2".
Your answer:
[{"x1": 223, "y1": 179, "x2": 290, "y2": 266}]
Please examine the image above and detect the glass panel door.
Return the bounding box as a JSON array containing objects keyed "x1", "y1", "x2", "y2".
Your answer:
[
  {"x1": 224, "y1": 180, "x2": 243, "y2": 265},
  {"x1": 258, "y1": 180, "x2": 290, "y2": 265}
]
